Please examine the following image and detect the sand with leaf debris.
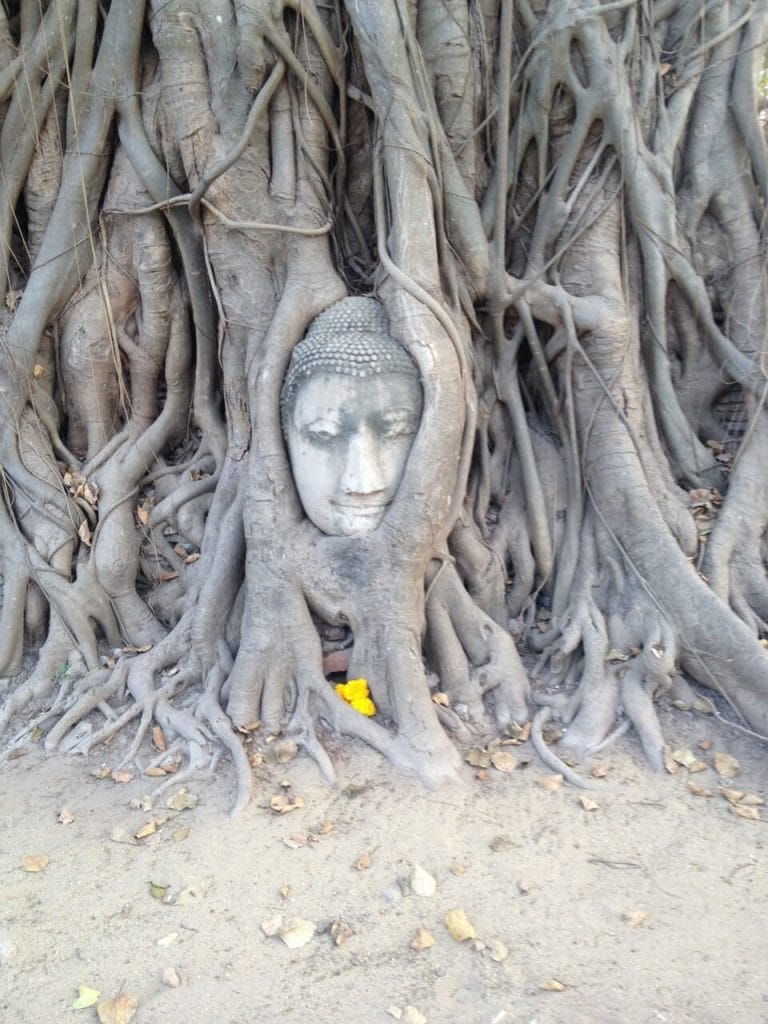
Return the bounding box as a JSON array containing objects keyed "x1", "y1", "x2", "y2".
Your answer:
[{"x1": 1, "y1": 701, "x2": 767, "y2": 1024}]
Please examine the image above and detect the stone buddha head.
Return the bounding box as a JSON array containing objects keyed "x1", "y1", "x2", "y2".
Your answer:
[{"x1": 281, "y1": 296, "x2": 423, "y2": 537}]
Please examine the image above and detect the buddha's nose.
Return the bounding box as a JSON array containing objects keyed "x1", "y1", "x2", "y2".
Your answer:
[{"x1": 341, "y1": 429, "x2": 386, "y2": 497}]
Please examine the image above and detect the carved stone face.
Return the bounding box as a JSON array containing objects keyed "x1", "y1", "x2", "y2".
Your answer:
[{"x1": 285, "y1": 371, "x2": 422, "y2": 536}]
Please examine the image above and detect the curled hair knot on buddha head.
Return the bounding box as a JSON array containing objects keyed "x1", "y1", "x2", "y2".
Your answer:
[{"x1": 280, "y1": 296, "x2": 420, "y2": 429}]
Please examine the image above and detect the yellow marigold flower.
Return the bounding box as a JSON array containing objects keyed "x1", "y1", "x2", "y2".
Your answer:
[
  {"x1": 349, "y1": 696, "x2": 377, "y2": 717},
  {"x1": 335, "y1": 678, "x2": 369, "y2": 702},
  {"x1": 334, "y1": 678, "x2": 376, "y2": 716}
]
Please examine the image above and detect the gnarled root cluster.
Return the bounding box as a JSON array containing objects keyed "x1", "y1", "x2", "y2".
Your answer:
[{"x1": 2, "y1": 1, "x2": 768, "y2": 812}]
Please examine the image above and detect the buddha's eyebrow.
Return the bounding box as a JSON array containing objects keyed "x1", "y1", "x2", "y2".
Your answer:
[
  {"x1": 302, "y1": 416, "x2": 343, "y2": 430},
  {"x1": 382, "y1": 408, "x2": 419, "y2": 419}
]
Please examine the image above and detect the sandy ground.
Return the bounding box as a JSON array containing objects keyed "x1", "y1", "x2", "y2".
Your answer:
[{"x1": 1, "y1": 701, "x2": 767, "y2": 1024}]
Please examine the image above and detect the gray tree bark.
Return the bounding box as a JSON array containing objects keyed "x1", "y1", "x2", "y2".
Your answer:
[{"x1": 1, "y1": 0, "x2": 767, "y2": 810}]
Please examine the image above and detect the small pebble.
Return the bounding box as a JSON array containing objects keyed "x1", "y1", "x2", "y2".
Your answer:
[
  {"x1": 0, "y1": 935, "x2": 16, "y2": 965},
  {"x1": 411, "y1": 865, "x2": 437, "y2": 898},
  {"x1": 488, "y1": 939, "x2": 509, "y2": 962},
  {"x1": 403, "y1": 1007, "x2": 427, "y2": 1024},
  {"x1": 161, "y1": 966, "x2": 180, "y2": 988}
]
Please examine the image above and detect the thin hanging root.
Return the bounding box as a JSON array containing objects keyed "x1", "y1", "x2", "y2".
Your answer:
[
  {"x1": 77, "y1": 674, "x2": 180, "y2": 755},
  {"x1": 587, "y1": 717, "x2": 630, "y2": 755},
  {"x1": 531, "y1": 706, "x2": 590, "y2": 789},
  {"x1": 114, "y1": 703, "x2": 156, "y2": 770},
  {"x1": 198, "y1": 678, "x2": 253, "y2": 817},
  {"x1": 44, "y1": 663, "x2": 129, "y2": 751},
  {"x1": 620, "y1": 664, "x2": 665, "y2": 771},
  {"x1": 291, "y1": 721, "x2": 337, "y2": 787}
]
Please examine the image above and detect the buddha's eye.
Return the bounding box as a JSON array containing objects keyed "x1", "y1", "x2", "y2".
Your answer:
[
  {"x1": 305, "y1": 425, "x2": 341, "y2": 445},
  {"x1": 380, "y1": 416, "x2": 418, "y2": 440}
]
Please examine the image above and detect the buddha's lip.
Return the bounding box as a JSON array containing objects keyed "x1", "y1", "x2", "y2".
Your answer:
[{"x1": 335, "y1": 503, "x2": 387, "y2": 513}]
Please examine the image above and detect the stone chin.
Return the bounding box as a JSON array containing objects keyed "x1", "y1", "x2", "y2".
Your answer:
[{"x1": 329, "y1": 503, "x2": 390, "y2": 536}]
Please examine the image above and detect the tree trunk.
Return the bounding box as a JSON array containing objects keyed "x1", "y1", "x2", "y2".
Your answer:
[{"x1": 1, "y1": 0, "x2": 767, "y2": 811}]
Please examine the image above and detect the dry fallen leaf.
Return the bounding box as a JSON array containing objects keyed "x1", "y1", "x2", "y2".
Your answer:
[
  {"x1": 623, "y1": 910, "x2": 649, "y2": 927},
  {"x1": 579, "y1": 795, "x2": 599, "y2": 812},
  {"x1": 166, "y1": 788, "x2": 198, "y2": 811},
  {"x1": 539, "y1": 979, "x2": 566, "y2": 992},
  {"x1": 96, "y1": 994, "x2": 138, "y2": 1024},
  {"x1": 150, "y1": 881, "x2": 170, "y2": 902},
  {"x1": 671, "y1": 748, "x2": 697, "y2": 768},
  {"x1": 354, "y1": 851, "x2": 372, "y2": 870},
  {"x1": 466, "y1": 746, "x2": 491, "y2": 768},
  {"x1": 329, "y1": 921, "x2": 354, "y2": 946},
  {"x1": 431, "y1": 692, "x2": 450, "y2": 707},
  {"x1": 410, "y1": 927, "x2": 435, "y2": 951},
  {"x1": 411, "y1": 864, "x2": 437, "y2": 897},
  {"x1": 280, "y1": 918, "x2": 315, "y2": 949},
  {"x1": 719, "y1": 787, "x2": 745, "y2": 806},
  {"x1": 110, "y1": 828, "x2": 139, "y2": 846},
  {"x1": 110, "y1": 770, "x2": 134, "y2": 785},
  {"x1": 713, "y1": 752, "x2": 740, "y2": 778},
  {"x1": 72, "y1": 985, "x2": 100, "y2": 1009},
  {"x1": 444, "y1": 908, "x2": 476, "y2": 942},
  {"x1": 740, "y1": 793, "x2": 765, "y2": 806},
  {"x1": 161, "y1": 967, "x2": 180, "y2": 988},
  {"x1": 152, "y1": 726, "x2": 166, "y2": 751},
  {"x1": 591, "y1": 761, "x2": 609, "y2": 779},
  {"x1": 283, "y1": 834, "x2": 308, "y2": 850},
  {"x1": 537, "y1": 774, "x2": 563, "y2": 792},
  {"x1": 58, "y1": 808, "x2": 75, "y2": 825},
  {"x1": 731, "y1": 804, "x2": 760, "y2": 821},
  {"x1": 698, "y1": 738, "x2": 713, "y2": 751},
  {"x1": 135, "y1": 819, "x2": 158, "y2": 840},
  {"x1": 490, "y1": 750, "x2": 518, "y2": 773},
  {"x1": 688, "y1": 782, "x2": 713, "y2": 797},
  {"x1": 490, "y1": 834, "x2": 514, "y2": 853},
  {"x1": 505, "y1": 720, "x2": 531, "y2": 742},
  {"x1": 21, "y1": 854, "x2": 49, "y2": 873},
  {"x1": 270, "y1": 793, "x2": 304, "y2": 814}
]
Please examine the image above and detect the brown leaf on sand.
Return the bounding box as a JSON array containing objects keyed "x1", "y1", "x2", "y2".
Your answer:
[
  {"x1": 623, "y1": 910, "x2": 649, "y2": 927},
  {"x1": 731, "y1": 804, "x2": 760, "y2": 821},
  {"x1": 490, "y1": 750, "x2": 518, "y2": 773},
  {"x1": 270, "y1": 793, "x2": 304, "y2": 814},
  {"x1": 537, "y1": 774, "x2": 563, "y2": 792},
  {"x1": 97, "y1": 994, "x2": 138, "y2": 1024},
  {"x1": 539, "y1": 979, "x2": 567, "y2": 992},
  {"x1": 21, "y1": 854, "x2": 49, "y2": 872},
  {"x1": 719, "y1": 787, "x2": 745, "y2": 806},
  {"x1": 713, "y1": 752, "x2": 740, "y2": 778},
  {"x1": 410, "y1": 927, "x2": 435, "y2": 951}
]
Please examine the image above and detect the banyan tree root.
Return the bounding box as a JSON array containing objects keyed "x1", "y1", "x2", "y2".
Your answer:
[{"x1": 2, "y1": 1, "x2": 768, "y2": 809}]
